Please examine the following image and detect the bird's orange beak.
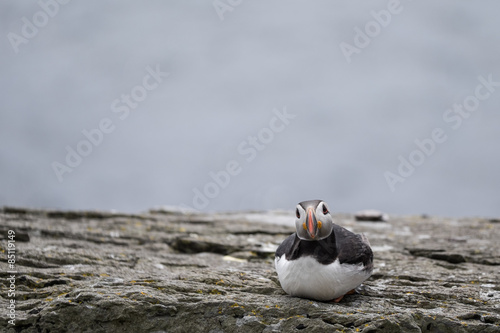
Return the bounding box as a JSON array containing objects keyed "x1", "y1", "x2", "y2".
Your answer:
[{"x1": 306, "y1": 208, "x2": 318, "y2": 239}]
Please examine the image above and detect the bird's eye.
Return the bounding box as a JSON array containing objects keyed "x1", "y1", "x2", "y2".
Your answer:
[
  {"x1": 296, "y1": 208, "x2": 300, "y2": 218},
  {"x1": 322, "y1": 204, "x2": 329, "y2": 215}
]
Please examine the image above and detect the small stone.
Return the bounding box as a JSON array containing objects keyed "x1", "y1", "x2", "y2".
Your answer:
[{"x1": 354, "y1": 209, "x2": 388, "y2": 222}]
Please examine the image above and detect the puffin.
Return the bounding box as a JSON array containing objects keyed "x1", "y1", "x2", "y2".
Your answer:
[{"x1": 275, "y1": 200, "x2": 373, "y2": 302}]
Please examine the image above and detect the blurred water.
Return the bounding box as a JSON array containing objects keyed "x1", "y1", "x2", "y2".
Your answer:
[{"x1": 1, "y1": 1, "x2": 499, "y2": 217}]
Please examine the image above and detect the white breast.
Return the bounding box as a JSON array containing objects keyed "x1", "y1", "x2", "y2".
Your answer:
[{"x1": 275, "y1": 255, "x2": 371, "y2": 301}]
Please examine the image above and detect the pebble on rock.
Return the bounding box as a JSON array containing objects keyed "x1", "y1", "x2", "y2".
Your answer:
[{"x1": 354, "y1": 209, "x2": 389, "y2": 222}]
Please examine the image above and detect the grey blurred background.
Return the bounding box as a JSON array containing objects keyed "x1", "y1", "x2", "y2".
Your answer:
[{"x1": 1, "y1": 1, "x2": 499, "y2": 217}]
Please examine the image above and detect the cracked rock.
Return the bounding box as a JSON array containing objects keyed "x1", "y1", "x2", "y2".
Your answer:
[{"x1": 0, "y1": 207, "x2": 499, "y2": 332}]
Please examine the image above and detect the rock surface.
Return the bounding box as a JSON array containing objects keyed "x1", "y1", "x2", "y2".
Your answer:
[{"x1": 0, "y1": 207, "x2": 499, "y2": 333}]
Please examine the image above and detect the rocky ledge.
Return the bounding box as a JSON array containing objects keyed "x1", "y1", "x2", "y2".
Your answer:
[{"x1": 0, "y1": 207, "x2": 499, "y2": 333}]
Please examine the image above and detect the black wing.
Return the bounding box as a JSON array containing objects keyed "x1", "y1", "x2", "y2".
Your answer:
[{"x1": 333, "y1": 224, "x2": 373, "y2": 269}]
